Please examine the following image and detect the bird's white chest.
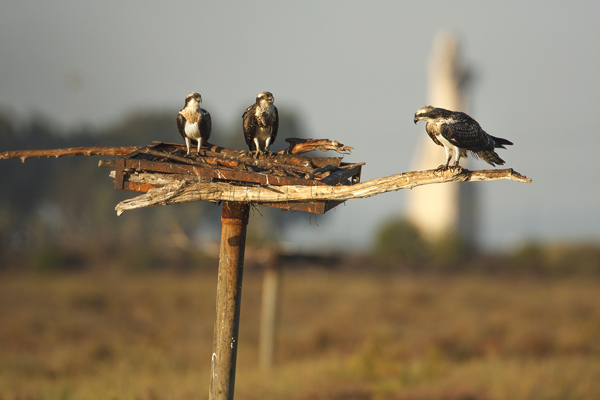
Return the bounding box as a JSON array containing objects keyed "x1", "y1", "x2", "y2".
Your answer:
[
  {"x1": 184, "y1": 120, "x2": 201, "y2": 139},
  {"x1": 436, "y1": 130, "x2": 456, "y2": 149},
  {"x1": 255, "y1": 125, "x2": 272, "y2": 142}
]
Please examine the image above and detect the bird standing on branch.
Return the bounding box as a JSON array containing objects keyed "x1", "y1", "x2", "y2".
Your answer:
[
  {"x1": 242, "y1": 91, "x2": 279, "y2": 157},
  {"x1": 177, "y1": 92, "x2": 212, "y2": 156},
  {"x1": 414, "y1": 106, "x2": 513, "y2": 169}
]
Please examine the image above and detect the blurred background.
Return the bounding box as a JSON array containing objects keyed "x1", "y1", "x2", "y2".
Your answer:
[
  {"x1": 1, "y1": 1, "x2": 600, "y2": 399},
  {"x1": 1, "y1": 0, "x2": 599, "y2": 253}
]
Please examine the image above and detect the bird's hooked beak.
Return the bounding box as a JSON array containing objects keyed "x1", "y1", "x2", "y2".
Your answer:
[{"x1": 414, "y1": 115, "x2": 419, "y2": 124}]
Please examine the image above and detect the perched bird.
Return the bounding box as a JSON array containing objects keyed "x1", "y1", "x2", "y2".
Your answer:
[
  {"x1": 414, "y1": 106, "x2": 513, "y2": 169},
  {"x1": 242, "y1": 91, "x2": 279, "y2": 156},
  {"x1": 176, "y1": 92, "x2": 212, "y2": 155}
]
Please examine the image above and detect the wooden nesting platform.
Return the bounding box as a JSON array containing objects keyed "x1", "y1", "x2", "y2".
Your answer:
[{"x1": 108, "y1": 141, "x2": 363, "y2": 214}]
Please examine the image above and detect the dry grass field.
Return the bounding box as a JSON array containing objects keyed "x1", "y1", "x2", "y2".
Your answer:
[{"x1": 1, "y1": 262, "x2": 600, "y2": 400}]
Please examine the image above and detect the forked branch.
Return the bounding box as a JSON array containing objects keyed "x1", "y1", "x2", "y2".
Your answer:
[{"x1": 114, "y1": 167, "x2": 531, "y2": 215}]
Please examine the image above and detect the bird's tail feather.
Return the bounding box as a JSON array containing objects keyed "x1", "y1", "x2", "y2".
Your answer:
[
  {"x1": 470, "y1": 149, "x2": 505, "y2": 167},
  {"x1": 491, "y1": 135, "x2": 513, "y2": 149}
]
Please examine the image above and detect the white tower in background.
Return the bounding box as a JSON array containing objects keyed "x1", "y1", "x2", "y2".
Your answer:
[{"x1": 405, "y1": 31, "x2": 478, "y2": 248}]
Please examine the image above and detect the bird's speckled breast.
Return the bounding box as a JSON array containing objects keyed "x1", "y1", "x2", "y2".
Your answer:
[{"x1": 180, "y1": 108, "x2": 201, "y2": 124}]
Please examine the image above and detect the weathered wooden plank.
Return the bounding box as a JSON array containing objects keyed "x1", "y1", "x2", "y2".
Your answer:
[
  {"x1": 119, "y1": 158, "x2": 330, "y2": 188},
  {"x1": 114, "y1": 158, "x2": 126, "y2": 190}
]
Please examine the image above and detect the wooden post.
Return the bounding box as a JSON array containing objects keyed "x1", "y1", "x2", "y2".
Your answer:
[
  {"x1": 209, "y1": 201, "x2": 250, "y2": 400},
  {"x1": 259, "y1": 250, "x2": 281, "y2": 370}
]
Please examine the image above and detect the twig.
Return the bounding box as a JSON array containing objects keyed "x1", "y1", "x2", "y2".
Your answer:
[{"x1": 140, "y1": 148, "x2": 211, "y2": 166}]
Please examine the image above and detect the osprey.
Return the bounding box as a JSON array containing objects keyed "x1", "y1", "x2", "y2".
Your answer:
[
  {"x1": 176, "y1": 92, "x2": 212, "y2": 155},
  {"x1": 414, "y1": 106, "x2": 513, "y2": 168},
  {"x1": 242, "y1": 91, "x2": 279, "y2": 156}
]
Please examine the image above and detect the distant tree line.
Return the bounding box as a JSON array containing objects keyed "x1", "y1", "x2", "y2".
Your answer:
[
  {"x1": 373, "y1": 217, "x2": 600, "y2": 275},
  {"x1": 0, "y1": 108, "x2": 308, "y2": 259}
]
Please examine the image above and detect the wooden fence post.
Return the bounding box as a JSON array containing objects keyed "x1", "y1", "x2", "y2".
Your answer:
[
  {"x1": 209, "y1": 201, "x2": 250, "y2": 400},
  {"x1": 259, "y1": 249, "x2": 281, "y2": 370}
]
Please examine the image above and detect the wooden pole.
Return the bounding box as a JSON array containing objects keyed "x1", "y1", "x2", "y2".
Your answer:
[
  {"x1": 259, "y1": 250, "x2": 281, "y2": 370},
  {"x1": 209, "y1": 202, "x2": 250, "y2": 400}
]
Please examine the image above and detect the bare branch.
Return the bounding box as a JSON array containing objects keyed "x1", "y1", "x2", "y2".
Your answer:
[
  {"x1": 279, "y1": 138, "x2": 353, "y2": 155},
  {"x1": 0, "y1": 138, "x2": 351, "y2": 163},
  {"x1": 0, "y1": 146, "x2": 140, "y2": 163},
  {"x1": 115, "y1": 167, "x2": 531, "y2": 215}
]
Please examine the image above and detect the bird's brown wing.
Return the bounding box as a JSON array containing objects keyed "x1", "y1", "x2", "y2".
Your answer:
[
  {"x1": 270, "y1": 106, "x2": 279, "y2": 145},
  {"x1": 242, "y1": 104, "x2": 257, "y2": 150},
  {"x1": 176, "y1": 113, "x2": 187, "y2": 140},
  {"x1": 200, "y1": 108, "x2": 212, "y2": 142},
  {"x1": 441, "y1": 119, "x2": 507, "y2": 166},
  {"x1": 440, "y1": 119, "x2": 495, "y2": 152}
]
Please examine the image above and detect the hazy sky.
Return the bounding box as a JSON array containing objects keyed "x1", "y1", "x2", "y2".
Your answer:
[{"x1": 1, "y1": 1, "x2": 599, "y2": 251}]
